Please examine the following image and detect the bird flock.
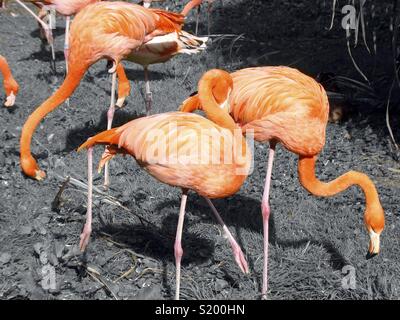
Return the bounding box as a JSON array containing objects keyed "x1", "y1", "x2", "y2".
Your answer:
[{"x1": 0, "y1": 0, "x2": 385, "y2": 300}]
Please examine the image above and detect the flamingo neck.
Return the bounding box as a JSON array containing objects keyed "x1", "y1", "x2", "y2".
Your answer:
[
  {"x1": 181, "y1": 0, "x2": 203, "y2": 16},
  {"x1": 20, "y1": 66, "x2": 86, "y2": 178},
  {"x1": 0, "y1": 56, "x2": 12, "y2": 79},
  {"x1": 298, "y1": 155, "x2": 385, "y2": 233},
  {"x1": 198, "y1": 71, "x2": 236, "y2": 132}
]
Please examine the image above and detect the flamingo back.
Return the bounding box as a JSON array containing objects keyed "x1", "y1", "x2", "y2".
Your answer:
[{"x1": 81, "y1": 112, "x2": 251, "y2": 198}]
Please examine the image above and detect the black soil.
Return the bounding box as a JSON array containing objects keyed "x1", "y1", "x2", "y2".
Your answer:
[{"x1": 0, "y1": 1, "x2": 399, "y2": 300}]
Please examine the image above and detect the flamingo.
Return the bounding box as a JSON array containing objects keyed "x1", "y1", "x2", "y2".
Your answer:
[
  {"x1": 180, "y1": 66, "x2": 386, "y2": 299},
  {"x1": 78, "y1": 69, "x2": 251, "y2": 300},
  {"x1": 19, "y1": 1, "x2": 207, "y2": 187},
  {"x1": 12, "y1": 0, "x2": 100, "y2": 72},
  {"x1": 0, "y1": 55, "x2": 19, "y2": 107},
  {"x1": 114, "y1": 2, "x2": 208, "y2": 116}
]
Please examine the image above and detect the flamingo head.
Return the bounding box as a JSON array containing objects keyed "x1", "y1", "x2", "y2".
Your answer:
[
  {"x1": 20, "y1": 155, "x2": 46, "y2": 181},
  {"x1": 364, "y1": 202, "x2": 385, "y2": 259}
]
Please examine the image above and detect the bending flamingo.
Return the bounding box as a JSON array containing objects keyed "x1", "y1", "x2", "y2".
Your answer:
[
  {"x1": 181, "y1": 66, "x2": 385, "y2": 298},
  {"x1": 0, "y1": 55, "x2": 19, "y2": 107},
  {"x1": 78, "y1": 69, "x2": 251, "y2": 300},
  {"x1": 19, "y1": 1, "x2": 194, "y2": 183}
]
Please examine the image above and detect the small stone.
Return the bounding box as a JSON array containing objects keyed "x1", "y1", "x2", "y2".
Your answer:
[
  {"x1": 0, "y1": 253, "x2": 11, "y2": 264},
  {"x1": 133, "y1": 284, "x2": 162, "y2": 300},
  {"x1": 33, "y1": 243, "x2": 43, "y2": 256},
  {"x1": 33, "y1": 219, "x2": 47, "y2": 235},
  {"x1": 48, "y1": 252, "x2": 59, "y2": 266},
  {"x1": 54, "y1": 242, "x2": 65, "y2": 259},
  {"x1": 20, "y1": 225, "x2": 32, "y2": 235},
  {"x1": 215, "y1": 279, "x2": 229, "y2": 292}
]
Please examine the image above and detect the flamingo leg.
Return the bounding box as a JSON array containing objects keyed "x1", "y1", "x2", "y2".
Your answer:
[
  {"x1": 143, "y1": 66, "x2": 152, "y2": 116},
  {"x1": 15, "y1": 1, "x2": 55, "y2": 63},
  {"x1": 195, "y1": 6, "x2": 200, "y2": 35},
  {"x1": 103, "y1": 69, "x2": 117, "y2": 189},
  {"x1": 207, "y1": 1, "x2": 211, "y2": 35},
  {"x1": 204, "y1": 197, "x2": 249, "y2": 274},
  {"x1": 64, "y1": 16, "x2": 71, "y2": 74},
  {"x1": 80, "y1": 146, "x2": 93, "y2": 251},
  {"x1": 0, "y1": 0, "x2": 6, "y2": 10},
  {"x1": 64, "y1": 16, "x2": 71, "y2": 106},
  {"x1": 174, "y1": 189, "x2": 188, "y2": 300},
  {"x1": 261, "y1": 142, "x2": 276, "y2": 299}
]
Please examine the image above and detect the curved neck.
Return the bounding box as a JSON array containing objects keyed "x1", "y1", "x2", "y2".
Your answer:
[
  {"x1": 20, "y1": 67, "x2": 86, "y2": 160},
  {"x1": 298, "y1": 155, "x2": 385, "y2": 231},
  {"x1": 181, "y1": 0, "x2": 202, "y2": 16},
  {"x1": 0, "y1": 55, "x2": 12, "y2": 80},
  {"x1": 198, "y1": 72, "x2": 236, "y2": 131}
]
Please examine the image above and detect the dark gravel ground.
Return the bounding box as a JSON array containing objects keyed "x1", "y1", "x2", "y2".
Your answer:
[{"x1": 0, "y1": 1, "x2": 399, "y2": 300}]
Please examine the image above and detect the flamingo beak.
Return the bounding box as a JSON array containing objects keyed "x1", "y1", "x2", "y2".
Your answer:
[
  {"x1": 4, "y1": 92, "x2": 16, "y2": 107},
  {"x1": 143, "y1": 2, "x2": 151, "y2": 8},
  {"x1": 366, "y1": 229, "x2": 380, "y2": 259}
]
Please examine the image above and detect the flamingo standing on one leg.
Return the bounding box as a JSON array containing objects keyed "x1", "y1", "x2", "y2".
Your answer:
[
  {"x1": 116, "y1": 29, "x2": 207, "y2": 115},
  {"x1": 0, "y1": 55, "x2": 19, "y2": 107},
  {"x1": 13, "y1": 0, "x2": 100, "y2": 72},
  {"x1": 111, "y1": 1, "x2": 208, "y2": 116},
  {"x1": 19, "y1": 1, "x2": 188, "y2": 182},
  {"x1": 78, "y1": 69, "x2": 251, "y2": 300},
  {"x1": 180, "y1": 66, "x2": 385, "y2": 299}
]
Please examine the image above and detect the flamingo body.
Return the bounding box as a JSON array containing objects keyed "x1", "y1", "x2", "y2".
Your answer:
[
  {"x1": 128, "y1": 30, "x2": 207, "y2": 66},
  {"x1": 80, "y1": 112, "x2": 250, "y2": 198}
]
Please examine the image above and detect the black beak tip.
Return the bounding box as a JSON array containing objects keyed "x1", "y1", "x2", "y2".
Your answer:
[{"x1": 366, "y1": 251, "x2": 378, "y2": 260}]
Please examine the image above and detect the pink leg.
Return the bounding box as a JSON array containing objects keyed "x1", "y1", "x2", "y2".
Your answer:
[
  {"x1": 207, "y1": 1, "x2": 212, "y2": 35},
  {"x1": 15, "y1": 1, "x2": 54, "y2": 60},
  {"x1": 195, "y1": 6, "x2": 200, "y2": 35},
  {"x1": 64, "y1": 16, "x2": 71, "y2": 106},
  {"x1": 204, "y1": 197, "x2": 249, "y2": 274},
  {"x1": 80, "y1": 146, "x2": 93, "y2": 251},
  {"x1": 143, "y1": 66, "x2": 152, "y2": 116},
  {"x1": 261, "y1": 142, "x2": 276, "y2": 299},
  {"x1": 64, "y1": 16, "x2": 71, "y2": 74},
  {"x1": 0, "y1": 1, "x2": 6, "y2": 10},
  {"x1": 103, "y1": 69, "x2": 117, "y2": 189},
  {"x1": 174, "y1": 189, "x2": 188, "y2": 300}
]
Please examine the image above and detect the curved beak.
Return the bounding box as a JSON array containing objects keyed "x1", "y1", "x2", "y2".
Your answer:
[{"x1": 366, "y1": 230, "x2": 380, "y2": 259}]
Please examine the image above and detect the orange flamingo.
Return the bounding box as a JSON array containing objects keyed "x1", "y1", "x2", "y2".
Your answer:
[
  {"x1": 115, "y1": 28, "x2": 207, "y2": 115},
  {"x1": 0, "y1": 55, "x2": 19, "y2": 107},
  {"x1": 181, "y1": 66, "x2": 385, "y2": 298},
  {"x1": 114, "y1": 2, "x2": 207, "y2": 115},
  {"x1": 78, "y1": 69, "x2": 251, "y2": 300},
  {"x1": 19, "y1": 1, "x2": 204, "y2": 184}
]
